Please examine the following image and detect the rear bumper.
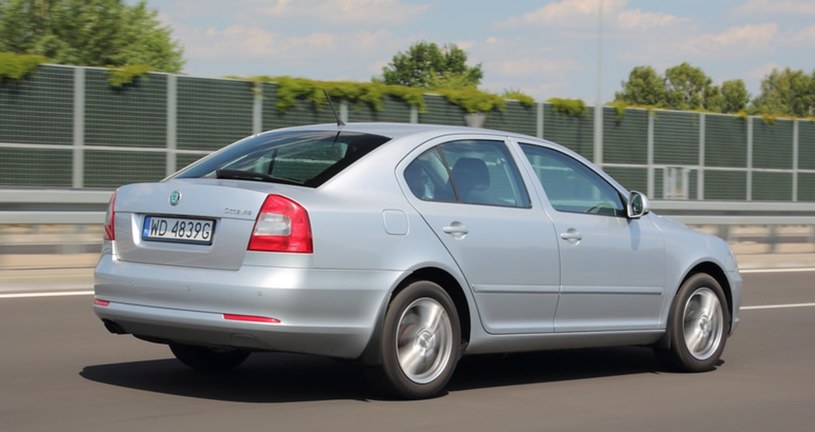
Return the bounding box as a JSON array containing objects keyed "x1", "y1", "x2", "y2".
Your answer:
[{"x1": 94, "y1": 254, "x2": 400, "y2": 359}]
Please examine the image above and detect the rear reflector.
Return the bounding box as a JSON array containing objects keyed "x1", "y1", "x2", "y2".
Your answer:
[
  {"x1": 248, "y1": 194, "x2": 312, "y2": 253},
  {"x1": 223, "y1": 313, "x2": 281, "y2": 324},
  {"x1": 94, "y1": 299, "x2": 110, "y2": 307}
]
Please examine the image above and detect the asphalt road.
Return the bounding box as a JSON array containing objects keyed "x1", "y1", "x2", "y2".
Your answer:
[{"x1": 2, "y1": 271, "x2": 814, "y2": 432}]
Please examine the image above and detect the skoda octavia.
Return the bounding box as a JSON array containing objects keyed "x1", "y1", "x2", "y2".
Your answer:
[{"x1": 94, "y1": 123, "x2": 741, "y2": 399}]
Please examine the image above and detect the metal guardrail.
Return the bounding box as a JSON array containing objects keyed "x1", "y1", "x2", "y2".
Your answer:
[
  {"x1": 1, "y1": 189, "x2": 814, "y2": 264},
  {"x1": 0, "y1": 189, "x2": 111, "y2": 224},
  {"x1": 2, "y1": 189, "x2": 815, "y2": 225}
]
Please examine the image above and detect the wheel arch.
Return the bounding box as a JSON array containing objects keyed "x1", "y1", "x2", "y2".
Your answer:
[
  {"x1": 683, "y1": 262, "x2": 733, "y2": 324},
  {"x1": 657, "y1": 261, "x2": 734, "y2": 349},
  {"x1": 357, "y1": 266, "x2": 472, "y2": 365},
  {"x1": 400, "y1": 267, "x2": 472, "y2": 349}
]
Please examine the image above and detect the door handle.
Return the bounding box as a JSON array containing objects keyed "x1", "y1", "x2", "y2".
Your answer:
[
  {"x1": 442, "y1": 222, "x2": 469, "y2": 239},
  {"x1": 560, "y1": 228, "x2": 582, "y2": 243}
]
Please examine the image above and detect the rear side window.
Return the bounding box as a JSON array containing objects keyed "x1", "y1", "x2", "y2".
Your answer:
[
  {"x1": 172, "y1": 131, "x2": 390, "y2": 187},
  {"x1": 405, "y1": 140, "x2": 530, "y2": 208}
]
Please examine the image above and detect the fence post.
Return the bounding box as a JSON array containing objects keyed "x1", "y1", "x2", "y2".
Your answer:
[
  {"x1": 793, "y1": 120, "x2": 799, "y2": 202},
  {"x1": 410, "y1": 106, "x2": 418, "y2": 124},
  {"x1": 339, "y1": 100, "x2": 349, "y2": 124},
  {"x1": 252, "y1": 81, "x2": 263, "y2": 134},
  {"x1": 537, "y1": 102, "x2": 544, "y2": 139},
  {"x1": 746, "y1": 116, "x2": 753, "y2": 201},
  {"x1": 593, "y1": 104, "x2": 603, "y2": 167},
  {"x1": 698, "y1": 112, "x2": 705, "y2": 200},
  {"x1": 72, "y1": 67, "x2": 85, "y2": 188},
  {"x1": 647, "y1": 110, "x2": 654, "y2": 197},
  {"x1": 166, "y1": 74, "x2": 178, "y2": 177}
]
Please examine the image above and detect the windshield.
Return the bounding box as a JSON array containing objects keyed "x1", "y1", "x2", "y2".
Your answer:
[{"x1": 171, "y1": 130, "x2": 391, "y2": 187}]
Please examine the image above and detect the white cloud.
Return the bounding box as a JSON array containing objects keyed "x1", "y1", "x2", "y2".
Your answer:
[
  {"x1": 500, "y1": 0, "x2": 627, "y2": 28},
  {"x1": 681, "y1": 23, "x2": 778, "y2": 57},
  {"x1": 454, "y1": 40, "x2": 477, "y2": 51},
  {"x1": 261, "y1": 0, "x2": 293, "y2": 17},
  {"x1": 159, "y1": 0, "x2": 421, "y2": 79},
  {"x1": 787, "y1": 25, "x2": 815, "y2": 47},
  {"x1": 747, "y1": 62, "x2": 783, "y2": 81},
  {"x1": 734, "y1": 0, "x2": 815, "y2": 15},
  {"x1": 617, "y1": 9, "x2": 684, "y2": 30},
  {"x1": 177, "y1": 22, "x2": 402, "y2": 70},
  {"x1": 495, "y1": 58, "x2": 582, "y2": 79},
  {"x1": 259, "y1": 0, "x2": 430, "y2": 25},
  {"x1": 180, "y1": 26, "x2": 281, "y2": 59}
]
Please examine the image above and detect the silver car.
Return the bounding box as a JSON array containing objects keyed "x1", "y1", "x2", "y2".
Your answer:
[{"x1": 94, "y1": 122, "x2": 741, "y2": 399}]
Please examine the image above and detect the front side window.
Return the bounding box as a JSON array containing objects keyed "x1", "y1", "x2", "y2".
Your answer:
[
  {"x1": 520, "y1": 144, "x2": 624, "y2": 217},
  {"x1": 404, "y1": 140, "x2": 530, "y2": 208},
  {"x1": 172, "y1": 131, "x2": 390, "y2": 187}
]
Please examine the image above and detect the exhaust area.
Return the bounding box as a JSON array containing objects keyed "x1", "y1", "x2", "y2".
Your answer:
[{"x1": 102, "y1": 319, "x2": 128, "y2": 335}]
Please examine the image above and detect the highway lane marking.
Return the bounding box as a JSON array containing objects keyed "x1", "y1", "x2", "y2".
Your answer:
[
  {"x1": 741, "y1": 302, "x2": 815, "y2": 311},
  {"x1": 0, "y1": 290, "x2": 93, "y2": 299},
  {"x1": 740, "y1": 267, "x2": 815, "y2": 274}
]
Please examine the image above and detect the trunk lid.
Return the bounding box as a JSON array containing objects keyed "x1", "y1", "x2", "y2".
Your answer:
[{"x1": 112, "y1": 180, "x2": 275, "y2": 270}]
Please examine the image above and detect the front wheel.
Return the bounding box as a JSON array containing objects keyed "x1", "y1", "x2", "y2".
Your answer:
[
  {"x1": 656, "y1": 273, "x2": 730, "y2": 372},
  {"x1": 370, "y1": 280, "x2": 461, "y2": 399},
  {"x1": 169, "y1": 342, "x2": 250, "y2": 372}
]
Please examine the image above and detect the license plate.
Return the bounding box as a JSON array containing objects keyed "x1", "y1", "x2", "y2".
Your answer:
[{"x1": 142, "y1": 216, "x2": 216, "y2": 245}]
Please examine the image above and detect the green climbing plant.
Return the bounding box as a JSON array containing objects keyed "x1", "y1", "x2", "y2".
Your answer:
[
  {"x1": 0, "y1": 52, "x2": 47, "y2": 80},
  {"x1": 107, "y1": 64, "x2": 153, "y2": 87},
  {"x1": 547, "y1": 98, "x2": 586, "y2": 117}
]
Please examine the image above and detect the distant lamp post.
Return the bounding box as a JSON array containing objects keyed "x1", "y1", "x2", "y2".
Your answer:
[{"x1": 593, "y1": 0, "x2": 604, "y2": 167}]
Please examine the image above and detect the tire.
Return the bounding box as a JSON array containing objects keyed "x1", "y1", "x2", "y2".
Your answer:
[
  {"x1": 370, "y1": 280, "x2": 461, "y2": 399},
  {"x1": 656, "y1": 273, "x2": 730, "y2": 372},
  {"x1": 169, "y1": 342, "x2": 250, "y2": 372}
]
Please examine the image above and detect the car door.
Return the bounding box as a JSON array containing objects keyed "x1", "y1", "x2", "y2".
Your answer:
[
  {"x1": 399, "y1": 136, "x2": 561, "y2": 334},
  {"x1": 518, "y1": 142, "x2": 666, "y2": 332}
]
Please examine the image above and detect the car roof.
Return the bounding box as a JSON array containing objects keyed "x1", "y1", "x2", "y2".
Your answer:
[
  {"x1": 248, "y1": 122, "x2": 629, "y2": 195},
  {"x1": 266, "y1": 122, "x2": 536, "y2": 142},
  {"x1": 262, "y1": 121, "x2": 585, "y2": 172}
]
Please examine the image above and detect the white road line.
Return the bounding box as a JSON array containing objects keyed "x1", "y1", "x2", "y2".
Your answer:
[
  {"x1": 740, "y1": 267, "x2": 815, "y2": 274},
  {"x1": 0, "y1": 290, "x2": 94, "y2": 299},
  {"x1": 741, "y1": 302, "x2": 815, "y2": 311}
]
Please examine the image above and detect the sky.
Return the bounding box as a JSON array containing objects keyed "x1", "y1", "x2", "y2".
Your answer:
[{"x1": 141, "y1": 0, "x2": 815, "y2": 105}]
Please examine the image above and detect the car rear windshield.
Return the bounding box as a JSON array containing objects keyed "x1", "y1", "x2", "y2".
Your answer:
[{"x1": 171, "y1": 130, "x2": 391, "y2": 187}]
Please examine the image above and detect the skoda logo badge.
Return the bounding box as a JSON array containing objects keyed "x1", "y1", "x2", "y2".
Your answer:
[{"x1": 169, "y1": 190, "x2": 182, "y2": 206}]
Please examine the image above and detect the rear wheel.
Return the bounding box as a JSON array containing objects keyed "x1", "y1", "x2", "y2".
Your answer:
[
  {"x1": 169, "y1": 342, "x2": 250, "y2": 372},
  {"x1": 370, "y1": 280, "x2": 461, "y2": 399},
  {"x1": 656, "y1": 273, "x2": 730, "y2": 372}
]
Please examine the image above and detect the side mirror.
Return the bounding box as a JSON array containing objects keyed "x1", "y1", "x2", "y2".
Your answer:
[{"x1": 627, "y1": 190, "x2": 650, "y2": 219}]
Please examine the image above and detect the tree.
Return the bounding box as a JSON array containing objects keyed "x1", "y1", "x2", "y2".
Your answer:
[
  {"x1": 381, "y1": 42, "x2": 483, "y2": 89},
  {"x1": 615, "y1": 63, "x2": 746, "y2": 113},
  {"x1": 614, "y1": 65, "x2": 666, "y2": 106},
  {"x1": 720, "y1": 80, "x2": 750, "y2": 113},
  {"x1": 703, "y1": 85, "x2": 723, "y2": 113},
  {"x1": 752, "y1": 68, "x2": 815, "y2": 117},
  {"x1": 0, "y1": 0, "x2": 183, "y2": 72},
  {"x1": 664, "y1": 62, "x2": 713, "y2": 110}
]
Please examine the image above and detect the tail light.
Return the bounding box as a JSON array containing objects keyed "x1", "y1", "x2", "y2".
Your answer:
[
  {"x1": 103, "y1": 190, "x2": 118, "y2": 241},
  {"x1": 248, "y1": 194, "x2": 313, "y2": 253}
]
